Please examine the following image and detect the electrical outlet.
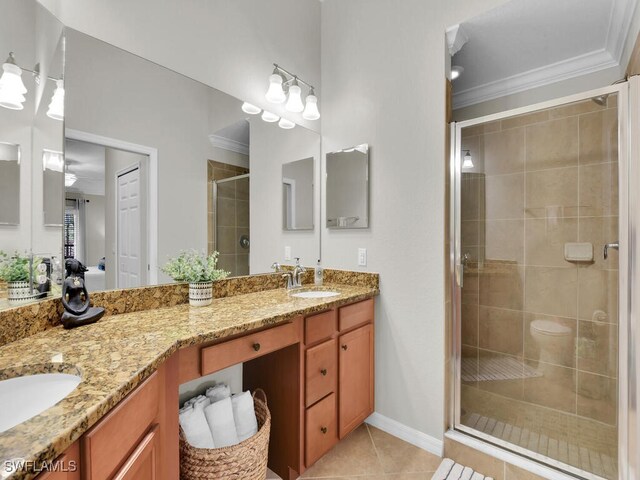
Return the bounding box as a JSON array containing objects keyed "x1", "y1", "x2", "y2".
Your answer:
[
  {"x1": 285, "y1": 246, "x2": 292, "y2": 261},
  {"x1": 358, "y1": 248, "x2": 367, "y2": 266}
]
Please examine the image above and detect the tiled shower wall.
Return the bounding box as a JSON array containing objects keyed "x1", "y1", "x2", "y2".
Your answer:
[
  {"x1": 460, "y1": 96, "x2": 619, "y2": 426},
  {"x1": 207, "y1": 160, "x2": 250, "y2": 277}
]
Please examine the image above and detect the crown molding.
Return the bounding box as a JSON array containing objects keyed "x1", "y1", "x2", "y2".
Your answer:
[
  {"x1": 606, "y1": 0, "x2": 638, "y2": 62},
  {"x1": 453, "y1": 48, "x2": 617, "y2": 109},
  {"x1": 208, "y1": 134, "x2": 249, "y2": 156}
]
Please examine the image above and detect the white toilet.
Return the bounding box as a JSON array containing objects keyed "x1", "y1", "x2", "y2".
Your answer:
[{"x1": 529, "y1": 319, "x2": 574, "y2": 373}]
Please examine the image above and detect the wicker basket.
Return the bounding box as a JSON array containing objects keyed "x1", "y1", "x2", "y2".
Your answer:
[{"x1": 179, "y1": 389, "x2": 271, "y2": 480}]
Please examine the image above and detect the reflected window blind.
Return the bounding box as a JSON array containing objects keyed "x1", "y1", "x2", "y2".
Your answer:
[{"x1": 64, "y1": 200, "x2": 78, "y2": 259}]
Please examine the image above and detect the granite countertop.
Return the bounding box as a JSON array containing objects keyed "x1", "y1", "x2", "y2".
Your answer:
[{"x1": 0, "y1": 283, "x2": 378, "y2": 479}]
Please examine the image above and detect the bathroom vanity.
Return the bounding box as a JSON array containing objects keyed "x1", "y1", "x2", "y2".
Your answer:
[{"x1": 0, "y1": 278, "x2": 377, "y2": 480}]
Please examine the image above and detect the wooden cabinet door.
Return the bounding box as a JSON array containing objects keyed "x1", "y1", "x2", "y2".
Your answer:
[
  {"x1": 338, "y1": 324, "x2": 374, "y2": 438},
  {"x1": 112, "y1": 425, "x2": 159, "y2": 480}
]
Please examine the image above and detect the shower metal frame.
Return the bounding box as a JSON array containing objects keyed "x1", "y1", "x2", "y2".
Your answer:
[
  {"x1": 212, "y1": 173, "x2": 250, "y2": 255},
  {"x1": 448, "y1": 81, "x2": 635, "y2": 480}
]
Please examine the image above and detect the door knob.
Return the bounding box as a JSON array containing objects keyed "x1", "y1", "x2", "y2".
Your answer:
[
  {"x1": 253, "y1": 343, "x2": 261, "y2": 352},
  {"x1": 604, "y1": 242, "x2": 619, "y2": 260},
  {"x1": 320, "y1": 369, "x2": 327, "y2": 376}
]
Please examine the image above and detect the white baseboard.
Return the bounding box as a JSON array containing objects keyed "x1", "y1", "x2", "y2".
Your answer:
[{"x1": 365, "y1": 412, "x2": 444, "y2": 457}]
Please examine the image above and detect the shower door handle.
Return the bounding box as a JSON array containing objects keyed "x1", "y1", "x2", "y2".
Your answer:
[{"x1": 604, "y1": 242, "x2": 619, "y2": 260}]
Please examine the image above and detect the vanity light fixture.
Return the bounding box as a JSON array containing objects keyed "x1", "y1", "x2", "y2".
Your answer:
[
  {"x1": 46, "y1": 79, "x2": 65, "y2": 121},
  {"x1": 278, "y1": 118, "x2": 295, "y2": 129},
  {"x1": 265, "y1": 64, "x2": 319, "y2": 120},
  {"x1": 302, "y1": 88, "x2": 320, "y2": 120},
  {"x1": 261, "y1": 110, "x2": 280, "y2": 123},
  {"x1": 462, "y1": 150, "x2": 474, "y2": 169},
  {"x1": 451, "y1": 65, "x2": 464, "y2": 80},
  {"x1": 242, "y1": 102, "x2": 261, "y2": 115},
  {"x1": 0, "y1": 53, "x2": 27, "y2": 110}
]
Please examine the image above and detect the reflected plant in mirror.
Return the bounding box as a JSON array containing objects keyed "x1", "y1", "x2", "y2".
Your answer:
[
  {"x1": 326, "y1": 144, "x2": 369, "y2": 228},
  {"x1": 282, "y1": 157, "x2": 314, "y2": 231},
  {"x1": 0, "y1": 251, "x2": 40, "y2": 306}
]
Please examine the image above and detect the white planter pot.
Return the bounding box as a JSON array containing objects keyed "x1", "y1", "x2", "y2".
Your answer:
[
  {"x1": 7, "y1": 281, "x2": 38, "y2": 306},
  {"x1": 189, "y1": 282, "x2": 213, "y2": 307}
]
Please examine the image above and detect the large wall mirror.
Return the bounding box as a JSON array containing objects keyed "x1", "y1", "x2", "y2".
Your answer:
[
  {"x1": 0, "y1": 0, "x2": 322, "y2": 311},
  {"x1": 282, "y1": 157, "x2": 315, "y2": 231}
]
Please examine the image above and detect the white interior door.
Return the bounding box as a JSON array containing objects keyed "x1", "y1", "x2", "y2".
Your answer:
[{"x1": 117, "y1": 167, "x2": 141, "y2": 288}]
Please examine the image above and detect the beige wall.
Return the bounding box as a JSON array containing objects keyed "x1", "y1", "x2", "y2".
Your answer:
[{"x1": 460, "y1": 97, "x2": 619, "y2": 428}]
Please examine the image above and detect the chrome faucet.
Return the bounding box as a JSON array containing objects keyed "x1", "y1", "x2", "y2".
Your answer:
[
  {"x1": 271, "y1": 261, "x2": 281, "y2": 272},
  {"x1": 292, "y1": 257, "x2": 306, "y2": 288}
]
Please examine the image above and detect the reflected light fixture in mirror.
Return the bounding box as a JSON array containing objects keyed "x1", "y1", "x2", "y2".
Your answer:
[
  {"x1": 278, "y1": 118, "x2": 295, "y2": 129},
  {"x1": 242, "y1": 102, "x2": 261, "y2": 115},
  {"x1": 46, "y1": 79, "x2": 65, "y2": 120},
  {"x1": 265, "y1": 68, "x2": 286, "y2": 103},
  {"x1": 462, "y1": 150, "x2": 473, "y2": 168},
  {"x1": 42, "y1": 150, "x2": 63, "y2": 172},
  {"x1": 65, "y1": 172, "x2": 77, "y2": 187},
  {"x1": 261, "y1": 110, "x2": 279, "y2": 122},
  {"x1": 451, "y1": 65, "x2": 464, "y2": 80},
  {"x1": 0, "y1": 53, "x2": 27, "y2": 110}
]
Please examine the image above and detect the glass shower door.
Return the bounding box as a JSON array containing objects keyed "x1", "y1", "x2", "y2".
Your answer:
[{"x1": 453, "y1": 87, "x2": 626, "y2": 479}]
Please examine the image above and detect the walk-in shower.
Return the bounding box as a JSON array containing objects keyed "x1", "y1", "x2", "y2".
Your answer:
[{"x1": 449, "y1": 82, "x2": 635, "y2": 480}]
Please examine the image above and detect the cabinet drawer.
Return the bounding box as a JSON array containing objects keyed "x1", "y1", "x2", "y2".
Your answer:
[
  {"x1": 112, "y1": 425, "x2": 159, "y2": 480},
  {"x1": 305, "y1": 310, "x2": 337, "y2": 345},
  {"x1": 201, "y1": 321, "x2": 298, "y2": 375},
  {"x1": 305, "y1": 338, "x2": 337, "y2": 407},
  {"x1": 305, "y1": 392, "x2": 338, "y2": 467},
  {"x1": 82, "y1": 372, "x2": 159, "y2": 480},
  {"x1": 339, "y1": 299, "x2": 374, "y2": 332}
]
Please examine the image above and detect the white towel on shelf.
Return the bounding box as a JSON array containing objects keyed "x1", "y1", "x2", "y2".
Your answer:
[
  {"x1": 206, "y1": 384, "x2": 231, "y2": 403},
  {"x1": 179, "y1": 399, "x2": 215, "y2": 449},
  {"x1": 183, "y1": 394, "x2": 209, "y2": 409},
  {"x1": 232, "y1": 391, "x2": 258, "y2": 442},
  {"x1": 204, "y1": 397, "x2": 239, "y2": 447}
]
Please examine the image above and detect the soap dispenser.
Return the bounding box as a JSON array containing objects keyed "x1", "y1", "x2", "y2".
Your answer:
[{"x1": 314, "y1": 259, "x2": 323, "y2": 286}]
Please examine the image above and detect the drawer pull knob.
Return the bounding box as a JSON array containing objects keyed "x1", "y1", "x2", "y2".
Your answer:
[
  {"x1": 253, "y1": 343, "x2": 261, "y2": 352},
  {"x1": 341, "y1": 344, "x2": 348, "y2": 351},
  {"x1": 320, "y1": 368, "x2": 327, "y2": 376},
  {"x1": 320, "y1": 426, "x2": 328, "y2": 434}
]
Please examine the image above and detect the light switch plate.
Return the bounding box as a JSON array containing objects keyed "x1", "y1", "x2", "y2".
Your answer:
[
  {"x1": 358, "y1": 248, "x2": 367, "y2": 266},
  {"x1": 285, "y1": 246, "x2": 292, "y2": 261}
]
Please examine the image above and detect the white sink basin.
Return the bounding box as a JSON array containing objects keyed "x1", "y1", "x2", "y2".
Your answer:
[
  {"x1": 0, "y1": 373, "x2": 81, "y2": 433},
  {"x1": 290, "y1": 290, "x2": 340, "y2": 299}
]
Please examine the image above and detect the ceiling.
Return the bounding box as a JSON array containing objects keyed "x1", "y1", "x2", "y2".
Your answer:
[
  {"x1": 65, "y1": 139, "x2": 105, "y2": 196},
  {"x1": 451, "y1": 0, "x2": 638, "y2": 108}
]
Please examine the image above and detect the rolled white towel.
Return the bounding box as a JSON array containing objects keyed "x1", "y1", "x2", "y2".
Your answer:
[
  {"x1": 232, "y1": 391, "x2": 258, "y2": 442},
  {"x1": 183, "y1": 394, "x2": 209, "y2": 409},
  {"x1": 204, "y1": 397, "x2": 239, "y2": 447},
  {"x1": 179, "y1": 401, "x2": 215, "y2": 448},
  {"x1": 206, "y1": 384, "x2": 231, "y2": 403}
]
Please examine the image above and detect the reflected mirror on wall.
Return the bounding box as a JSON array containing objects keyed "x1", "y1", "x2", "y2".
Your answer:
[
  {"x1": 0, "y1": 142, "x2": 20, "y2": 225},
  {"x1": 43, "y1": 149, "x2": 64, "y2": 226},
  {"x1": 326, "y1": 144, "x2": 369, "y2": 228},
  {"x1": 282, "y1": 157, "x2": 314, "y2": 231}
]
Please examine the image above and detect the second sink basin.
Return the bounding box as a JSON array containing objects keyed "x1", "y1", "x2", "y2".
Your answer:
[
  {"x1": 290, "y1": 290, "x2": 340, "y2": 299},
  {"x1": 0, "y1": 370, "x2": 82, "y2": 433}
]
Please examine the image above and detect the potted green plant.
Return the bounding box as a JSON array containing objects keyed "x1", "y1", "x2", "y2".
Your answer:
[
  {"x1": 0, "y1": 251, "x2": 41, "y2": 305},
  {"x1": 162, "y1": 250, "x2": 229, "y2": 307}
]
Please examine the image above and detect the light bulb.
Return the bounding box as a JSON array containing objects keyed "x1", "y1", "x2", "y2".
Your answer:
[
  {"x1": 462, "y1": 151, "x2": 474, "y2": 169},
  {"x1": 285, "y1": 81, "x2": 304, "y2": 113},
  {"x1": 278, "y1": 118, "x2": 295, "y2": 129},
  {"x1": 261, "y1": 110, "x2": 279, "y2": 123},
  {"x1": 265, "y1": 73, "x2": 286, "y2": 104},
  {"x1": 451, "y1": 66, "x2": 464, "y2": 81},
  {"x1": 46, "y1": 79, "x2": 64, "y2": 121},
  {"x1": 43, "y1": 150, "x2": 64, "y2": 172},
  {"x1": 0, "y1": 54, "x2": 27, "y2": 110},
  {"x1": 241, "y1": 102, "x2": 261, "y2": 115},
  {"x1": 65, "y1": 172, "x2": 77, "y2": 187},
  {"x1": 302, "y1": 90, "x2": 320, "y2": 120}
]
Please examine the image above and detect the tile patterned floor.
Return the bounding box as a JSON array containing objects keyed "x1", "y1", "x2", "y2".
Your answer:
[{"x1": 299, "y1": 423, "x2": 442, "y2": 479}]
